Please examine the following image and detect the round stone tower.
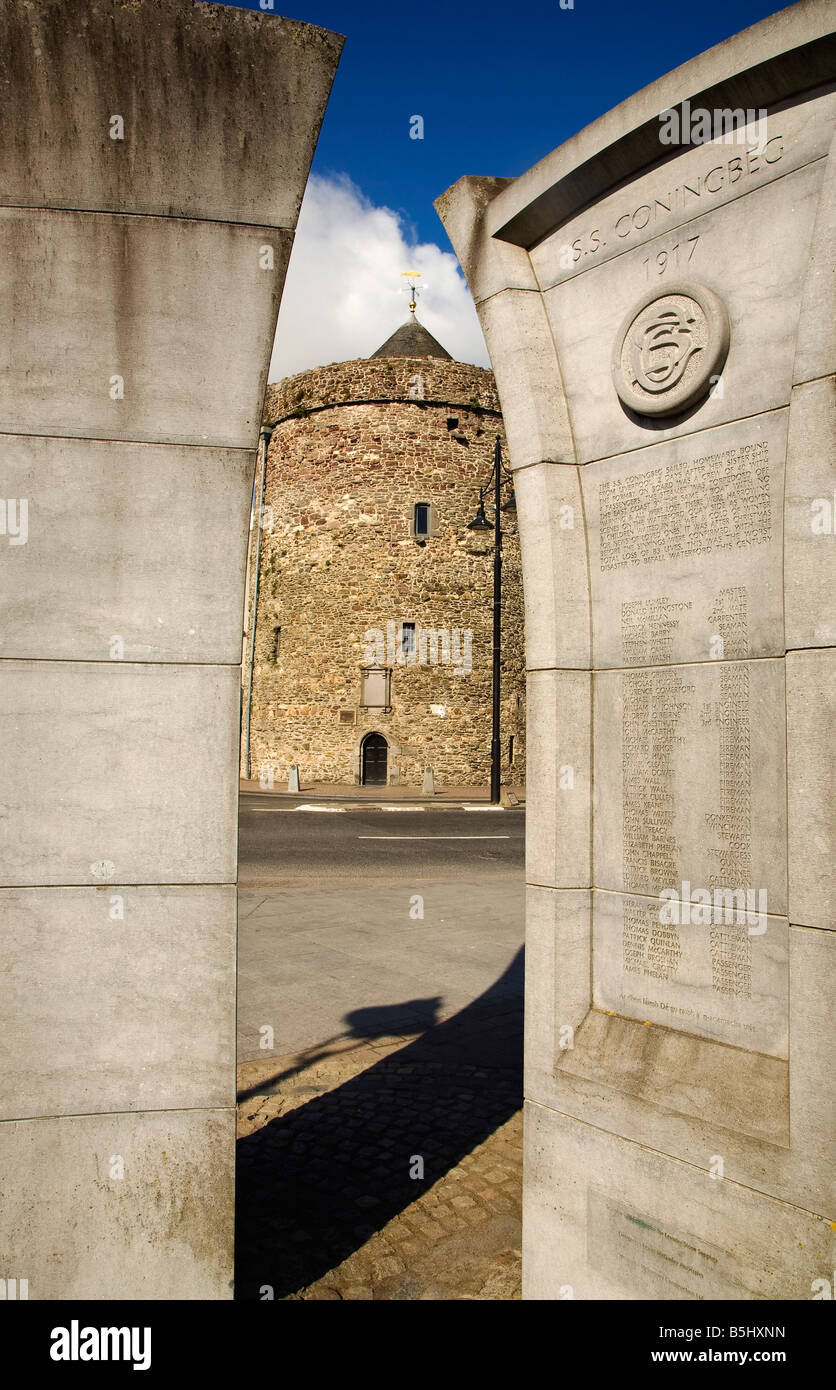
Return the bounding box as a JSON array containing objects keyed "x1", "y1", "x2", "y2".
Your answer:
[{"x1": 242, "y1": 310, "x2": 525, "y2": 790}]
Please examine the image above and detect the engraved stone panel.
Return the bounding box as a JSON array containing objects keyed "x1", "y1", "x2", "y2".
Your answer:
[
  {"x1": 583, "y1": 411, "x2": 787, "y2": 668},
  {"x1": 593, "y1": 659, "x2": 787, "y2": 914},
  {"x1": 439, "y1": 7, "x2": 836, "y2": 1305},
  {"x1": 528, "y1": 923, "x2": 835, "y2": 1213},
  {"x1": 542, "y1": 162, "x2": 824, "y2": 463},
  {"x1": 592, "y1": 889, "x2": 788, "y2": 1056},
  {"x1": 611, "y1": 281, "x2": 729, "y2": 417}
]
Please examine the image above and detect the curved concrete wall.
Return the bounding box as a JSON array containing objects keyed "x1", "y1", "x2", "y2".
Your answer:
[
  {"x1": 0, "y1": 0, "x2": 341, "y2": 1298},
  {"x1": 438, "y1": 0, "x2": 836, "y2": 1300}
]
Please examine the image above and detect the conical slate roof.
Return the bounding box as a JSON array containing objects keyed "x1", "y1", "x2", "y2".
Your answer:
[{"x1": 370, "y1": 313, "x2": 453, "y2": 360}]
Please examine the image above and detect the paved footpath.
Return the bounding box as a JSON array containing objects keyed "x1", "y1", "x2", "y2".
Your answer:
[{"x1": 235, "y1": 986, "x2": 522, "y2": 1300}]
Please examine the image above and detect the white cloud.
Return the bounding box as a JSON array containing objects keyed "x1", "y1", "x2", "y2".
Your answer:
[{"x1": 268, "y1": 173, "x2": 489, "y2": 382}]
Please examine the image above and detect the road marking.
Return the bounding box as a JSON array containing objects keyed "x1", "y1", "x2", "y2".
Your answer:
[
  {"x1": 381, "y1": 806, "x2": 426, "y2": 812},
  {"x1": 357, "y1": 834, "x2": 512, "y2": 840},
  {"x1": 294, "y1": 805, "x2": 346, "y2": 812},
  {"x1": 462, "y1": 804, "x2": 506, "y2": 811}
]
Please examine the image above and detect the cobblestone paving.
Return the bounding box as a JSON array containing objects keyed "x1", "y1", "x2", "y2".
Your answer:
[{"x1": 235, "y1": 990, "x2": 522, "y2": 1300}]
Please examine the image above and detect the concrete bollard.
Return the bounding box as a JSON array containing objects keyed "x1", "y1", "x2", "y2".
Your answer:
[
  {"x1": 422, "y1": 766, "x2": 435, "y2": 796},
  {"x1": 287, "y1": 764, "x2": 301, "y2": 793}
]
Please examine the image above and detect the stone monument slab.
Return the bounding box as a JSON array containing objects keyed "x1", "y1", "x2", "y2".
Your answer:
[
  {"x1": 583, "y1": 412, "x2": 787, "y2": 668},
  {"x1": 438, "y1": 1, "x2": 836, "y2": 1300},
  {"x1": 1, "y1": 660, "x2": 240, "y2": 886},
  {"x1": 0, "y1": 0, "x2": 342, "y2": 1296},
  {"x1": 0, "y1": 886, "x2": 236, "y2": 1119},
  {"x1": 593, "y1": 659, "x2": 788, "y2": 913},
  {"x1": 591, "y1": 890, "x2": 788, "y2": 1056},
  {"x1": 0, "y1": 436, "x2": 254, "y2": 663},
  {"x1": 0, "y1": 209, "x2": 290, "y2": 447},
  {"x1": 541, "y1": 162, "x2": 825, "y2": 464}
]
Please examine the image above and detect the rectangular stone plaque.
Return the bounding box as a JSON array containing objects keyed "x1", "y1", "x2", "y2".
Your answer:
[
  {"x1": 593, "y1": 658, "x2": 787, "y2": 914},
  {"x1": 588, "y1": 1188, "x2": 769, "y2": 1301},
  {"x1": 582, "y1": 412, "x2": 787, "y2": 668},
  {"x1": 592, "y1": 890, "x2": 788, "y2": 1057}
]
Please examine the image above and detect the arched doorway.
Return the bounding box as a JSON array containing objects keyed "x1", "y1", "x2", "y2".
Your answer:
[{"x1": 361, "y1": 732, "x2": 388, "y2": 786}]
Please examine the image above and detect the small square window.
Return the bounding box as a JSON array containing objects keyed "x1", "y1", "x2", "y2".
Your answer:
[{"x1": 413, "y1": 503, "x2": 431, "y2": 537}]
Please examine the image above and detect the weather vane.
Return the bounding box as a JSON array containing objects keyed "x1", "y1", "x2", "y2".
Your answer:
[{"x1": 400, "y1": 270, "x2": 426, "y2": 315}]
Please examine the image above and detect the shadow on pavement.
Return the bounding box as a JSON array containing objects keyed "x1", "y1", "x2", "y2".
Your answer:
[
  {"x1": 236, "y1": 995, "x2": 445, "y2": 1104},
  {"x1": 235, "y1": 948, "x2": 523, "y2": 1299}
]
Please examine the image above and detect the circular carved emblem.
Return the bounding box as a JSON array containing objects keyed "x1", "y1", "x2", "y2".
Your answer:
[{"x1": 611, "y1": 281, "x2": 730, "y2": 417}]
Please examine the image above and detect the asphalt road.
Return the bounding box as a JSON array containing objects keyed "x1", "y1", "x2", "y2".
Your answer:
[
  {"x1": 238, "y1": 794, "x2": 526, "y2": 885},
  {"x1": 236, "y1": 793, "x2": 526, "y2": 1059}
]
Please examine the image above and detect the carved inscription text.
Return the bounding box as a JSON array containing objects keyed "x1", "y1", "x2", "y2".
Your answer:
[{"x1": 600, "y1": 441, "x2": 771, "y2": 571}]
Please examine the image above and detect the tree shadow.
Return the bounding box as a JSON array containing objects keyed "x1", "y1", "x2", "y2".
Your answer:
[{"x1": 235, "y1": 947, "x2": 523, "y2": 1299}]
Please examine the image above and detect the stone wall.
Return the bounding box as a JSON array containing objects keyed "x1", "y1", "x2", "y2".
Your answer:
[
  {"x1": 0, "y1": 0, "x2": 341, "y2": 1299},
  {"x1": 438, "y1": 1, "x2": 836, "y2": 1300},
  {"x1": 265, "y1": 356, "x2": 501, "y2": 416},
  {"x1": 244, "y1": 357, "x2": 525, "y2": 788}
]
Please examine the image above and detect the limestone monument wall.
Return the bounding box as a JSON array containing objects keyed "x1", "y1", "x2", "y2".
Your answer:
[
  {"x1": 437, "y1": 0, "x2": 836, "y2": 1299},
  {"x1": 0, "y1": 0, "x2": 341, "y2": 1298}
]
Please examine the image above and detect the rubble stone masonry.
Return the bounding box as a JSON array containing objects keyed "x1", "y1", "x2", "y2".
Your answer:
[{"x1": 242, "y1": 354, "x2": 525, "y2": 787}]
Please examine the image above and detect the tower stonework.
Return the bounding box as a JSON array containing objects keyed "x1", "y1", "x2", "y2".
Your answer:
[{"x1": 243, "y1": 342, "x2": 526, "y2": 789}]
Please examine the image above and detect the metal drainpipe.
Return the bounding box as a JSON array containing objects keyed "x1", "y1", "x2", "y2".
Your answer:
[{"x1": 243, "y1": 424, "x2": 273, "y2": 781}]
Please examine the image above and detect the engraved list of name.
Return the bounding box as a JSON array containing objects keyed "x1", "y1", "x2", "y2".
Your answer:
[{"x1": 617, "y1": 663, "x2": 756, "y2": 1022}]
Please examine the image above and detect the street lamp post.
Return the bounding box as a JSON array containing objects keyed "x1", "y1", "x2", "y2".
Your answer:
[
  {"x1": 243, "y1": 424, "x2": 273, "y2": 781},
  {"x1": 468, "y1": 436, "x2": 514, "y2": 804}
]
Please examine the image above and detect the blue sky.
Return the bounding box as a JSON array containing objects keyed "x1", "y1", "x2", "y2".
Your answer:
[{"x1": 209, "y1": 0, "x2": 789, "y2": 375}]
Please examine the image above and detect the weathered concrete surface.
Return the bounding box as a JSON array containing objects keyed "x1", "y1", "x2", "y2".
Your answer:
[
  {"x1": 0, "y1": 0, "x2": 342, "y2": 1299},
  {"x1": 438, "y1": 0, "x2": 836, "y2": 1299},
  {"x1": 0, "y1": 0, "x2": 339, "y2": 226},
  {"x1": 0, "y1": 210, "x2": 291, "y2": 445}
]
